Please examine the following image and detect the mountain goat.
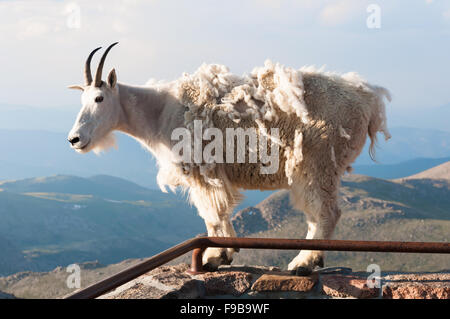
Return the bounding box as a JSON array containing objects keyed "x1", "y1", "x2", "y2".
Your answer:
[{"x1": 68, "y1": 43, "x2": 391, "y2": 275}]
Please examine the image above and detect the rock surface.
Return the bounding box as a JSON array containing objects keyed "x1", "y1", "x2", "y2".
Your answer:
[
  {"x1": 382, "y1": 273, "x2": 450, "y2": 299},
  {"x1": 252, "y1": 274, "x2": 318, "y2": 292},
  {"x1": 321, "y1": 274, "x2": 380, "y2": 298},
  {"x1": 97, "y1": 264, "x2": 450, "y2": 299},
  {"x1": 99, "y1": 264, "x2": 204, "y2": 299},
  {"x1": 202, "y1": 271, "x2": 253, "y2": 297}
]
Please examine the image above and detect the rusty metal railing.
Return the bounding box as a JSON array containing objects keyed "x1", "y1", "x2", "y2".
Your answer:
[{"x1": 64, "y1": 237, "x2": 450, "y2": 299}]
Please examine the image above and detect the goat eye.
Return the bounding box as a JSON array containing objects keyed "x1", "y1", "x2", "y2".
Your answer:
[{"x1": 95, "y1": 96, "x2": 104, "y2": 103}]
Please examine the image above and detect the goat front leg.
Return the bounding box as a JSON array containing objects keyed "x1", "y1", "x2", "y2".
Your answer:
[
  {"x1": 202, "y1": 218, "x2": 238, "y2": 270},
  {"x1": 190, "y1": 186, "x2": 240, "y2": 271}
]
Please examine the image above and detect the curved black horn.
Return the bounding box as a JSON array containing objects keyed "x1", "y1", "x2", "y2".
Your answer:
[
  {"x1": 84, "y1": 47, "x2": 102, "y2": 86},
  {"x1": 94, "y1": 42, "x2": 119, "y2": 87}
]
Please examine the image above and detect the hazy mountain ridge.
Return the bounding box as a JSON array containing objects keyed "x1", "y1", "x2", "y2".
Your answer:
[
  {"x1": 353, "y1": 157, "x2": 450, "y2": 179},
  {"x1": 0, "y1": 129, "x2": 159, "y2": 189},
  {"x1": 355, "y1": 127, "x2": 450, "y2": 165},
  {"x1": 402, "y1": 161, "x2": 450, "y2": 181},
  {"x1": 2, "y1": 127, "x2": 450, "y2": 188}
]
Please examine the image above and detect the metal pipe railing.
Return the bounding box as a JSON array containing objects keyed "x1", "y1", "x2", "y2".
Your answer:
[{"x1": 64, "y1": 237, "x2": 450, "y2": 299}]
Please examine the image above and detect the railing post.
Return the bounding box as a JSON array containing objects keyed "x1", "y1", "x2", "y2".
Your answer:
[{"x1": 186, "y1": 247, "x2": 206, "y2": 275}]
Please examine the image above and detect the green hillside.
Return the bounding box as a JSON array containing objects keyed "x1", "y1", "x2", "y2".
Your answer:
[
  {"x1": 0, "y1": 174, "x2": 166, "y2": 201},
  {"x1": 0, "y1": 175, "x2": 204, "y2": 276}
]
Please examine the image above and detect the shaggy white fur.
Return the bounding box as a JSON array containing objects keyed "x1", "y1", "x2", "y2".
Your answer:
[
  {"x1": 177, "y1": 60, "x2": 309, "y2": 124},
  {"x1": 168, "y1": 60, "x2": 390, "y2": 188},
  {"x1": 173, "y1": 60, "x2": 313, "y2": 186}
]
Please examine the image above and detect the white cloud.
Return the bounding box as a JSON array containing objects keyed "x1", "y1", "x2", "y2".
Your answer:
[
  {"x1": 0, "y1": 1, "x2": 60, "y2": 38},
  {"x1": 18, "y1": 20, "x2": 51, "y2": 38},
  {"x1": 0, "y1": 0, "x2": 147, "y2": 38}
]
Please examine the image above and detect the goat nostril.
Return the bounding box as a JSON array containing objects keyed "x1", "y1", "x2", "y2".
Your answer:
[{"x1": 69, "y1": 137, "x2": 80, "y2": 145}]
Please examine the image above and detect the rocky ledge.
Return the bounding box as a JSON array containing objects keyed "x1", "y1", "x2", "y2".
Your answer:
[{"x1": 97, "y1": 264, "x2": 450, "y2": 299}]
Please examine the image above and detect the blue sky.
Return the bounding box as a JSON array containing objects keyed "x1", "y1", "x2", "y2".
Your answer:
[{"x1": 0, "y1": 0, "x2": 449, "y2": 132}]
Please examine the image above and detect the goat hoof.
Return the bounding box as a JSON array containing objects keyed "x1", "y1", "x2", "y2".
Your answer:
[
  {"x1": 203, "y1": 263, "x2": 219, "y2": 272},
  {"x1": 202, "y1": 250, "x2": 233, "y2": 272},
  {"x1": 220, "y1": 251, "x2": 232, "y2": 265},
  {"x1": 316, "y1": 256, "x2": 324, "y2": 268},
  {"x1": 291, "y1": 267, "x2": 312, "y2": 276}
]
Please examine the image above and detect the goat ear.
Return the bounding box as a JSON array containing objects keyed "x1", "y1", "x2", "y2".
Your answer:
[
  {"x1": 68, "y1": 85, "x2": 84, "y2": 91},
  {"x1": 107, "y1": 68, "x2": 117, "y2": 88}
]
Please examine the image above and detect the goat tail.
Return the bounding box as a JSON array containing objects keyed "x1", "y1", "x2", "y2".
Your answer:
[{"x1": 367, "y1": 85, "x2": 392, "y2": 162}]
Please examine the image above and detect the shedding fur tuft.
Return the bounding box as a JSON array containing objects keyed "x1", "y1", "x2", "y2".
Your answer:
[{"x1": 367, "y1": 85, "x2": 392, "y2": 161}]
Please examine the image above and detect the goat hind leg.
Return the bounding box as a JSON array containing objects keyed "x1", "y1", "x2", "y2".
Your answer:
[
  {"x1": 288, "y1": 187, "x2": 341, "y2": 275},
  {"x1": 288, "y1": 219, "x2": 327, "y2": 275}
]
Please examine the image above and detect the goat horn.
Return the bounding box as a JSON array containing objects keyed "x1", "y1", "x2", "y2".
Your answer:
[
  {"x1": 94, "y1": 42, "x2": 119, "y2": 87},
  {"x1": 84, "y1": 47, "x2": 102, "y2": 86}
]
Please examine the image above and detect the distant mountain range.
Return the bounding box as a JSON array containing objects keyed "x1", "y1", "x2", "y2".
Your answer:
[
  {"x1": 0, "y1": 129, "x2": 159, "y2": 189},
  {"x1": 1, "y1": 127, "x2": 450, "y2": 189},
  {"x1": 1, "y1": 122, "x2": 450, "y2": 279},
  {"x1": 1, "y1": 162, "x2": 449, "y2": 298},
  {"x1": 353, "y1": 157, "x2": 450, "y2": 179},
  {"x1": 402, "y1": 161, "x2": 450, "y2": 181},
  {"x1": 0, "y1": 175, "x2": 163, "y2": 201},
  {"x1": 354, "y1": 126, "x2": 450, "y2": 165},
  {"x1": 2, "y1": 102, "x2": 449, "y2": 139}
]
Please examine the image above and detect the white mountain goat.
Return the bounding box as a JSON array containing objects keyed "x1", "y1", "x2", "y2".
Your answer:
[{"x1": 68, "y1": 43, "x2": 391, "y2": 275}]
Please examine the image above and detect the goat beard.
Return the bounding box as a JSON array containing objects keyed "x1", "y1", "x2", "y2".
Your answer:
[{"x1": 93, "y1": 132, "x2": 117, "y2": 155}]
